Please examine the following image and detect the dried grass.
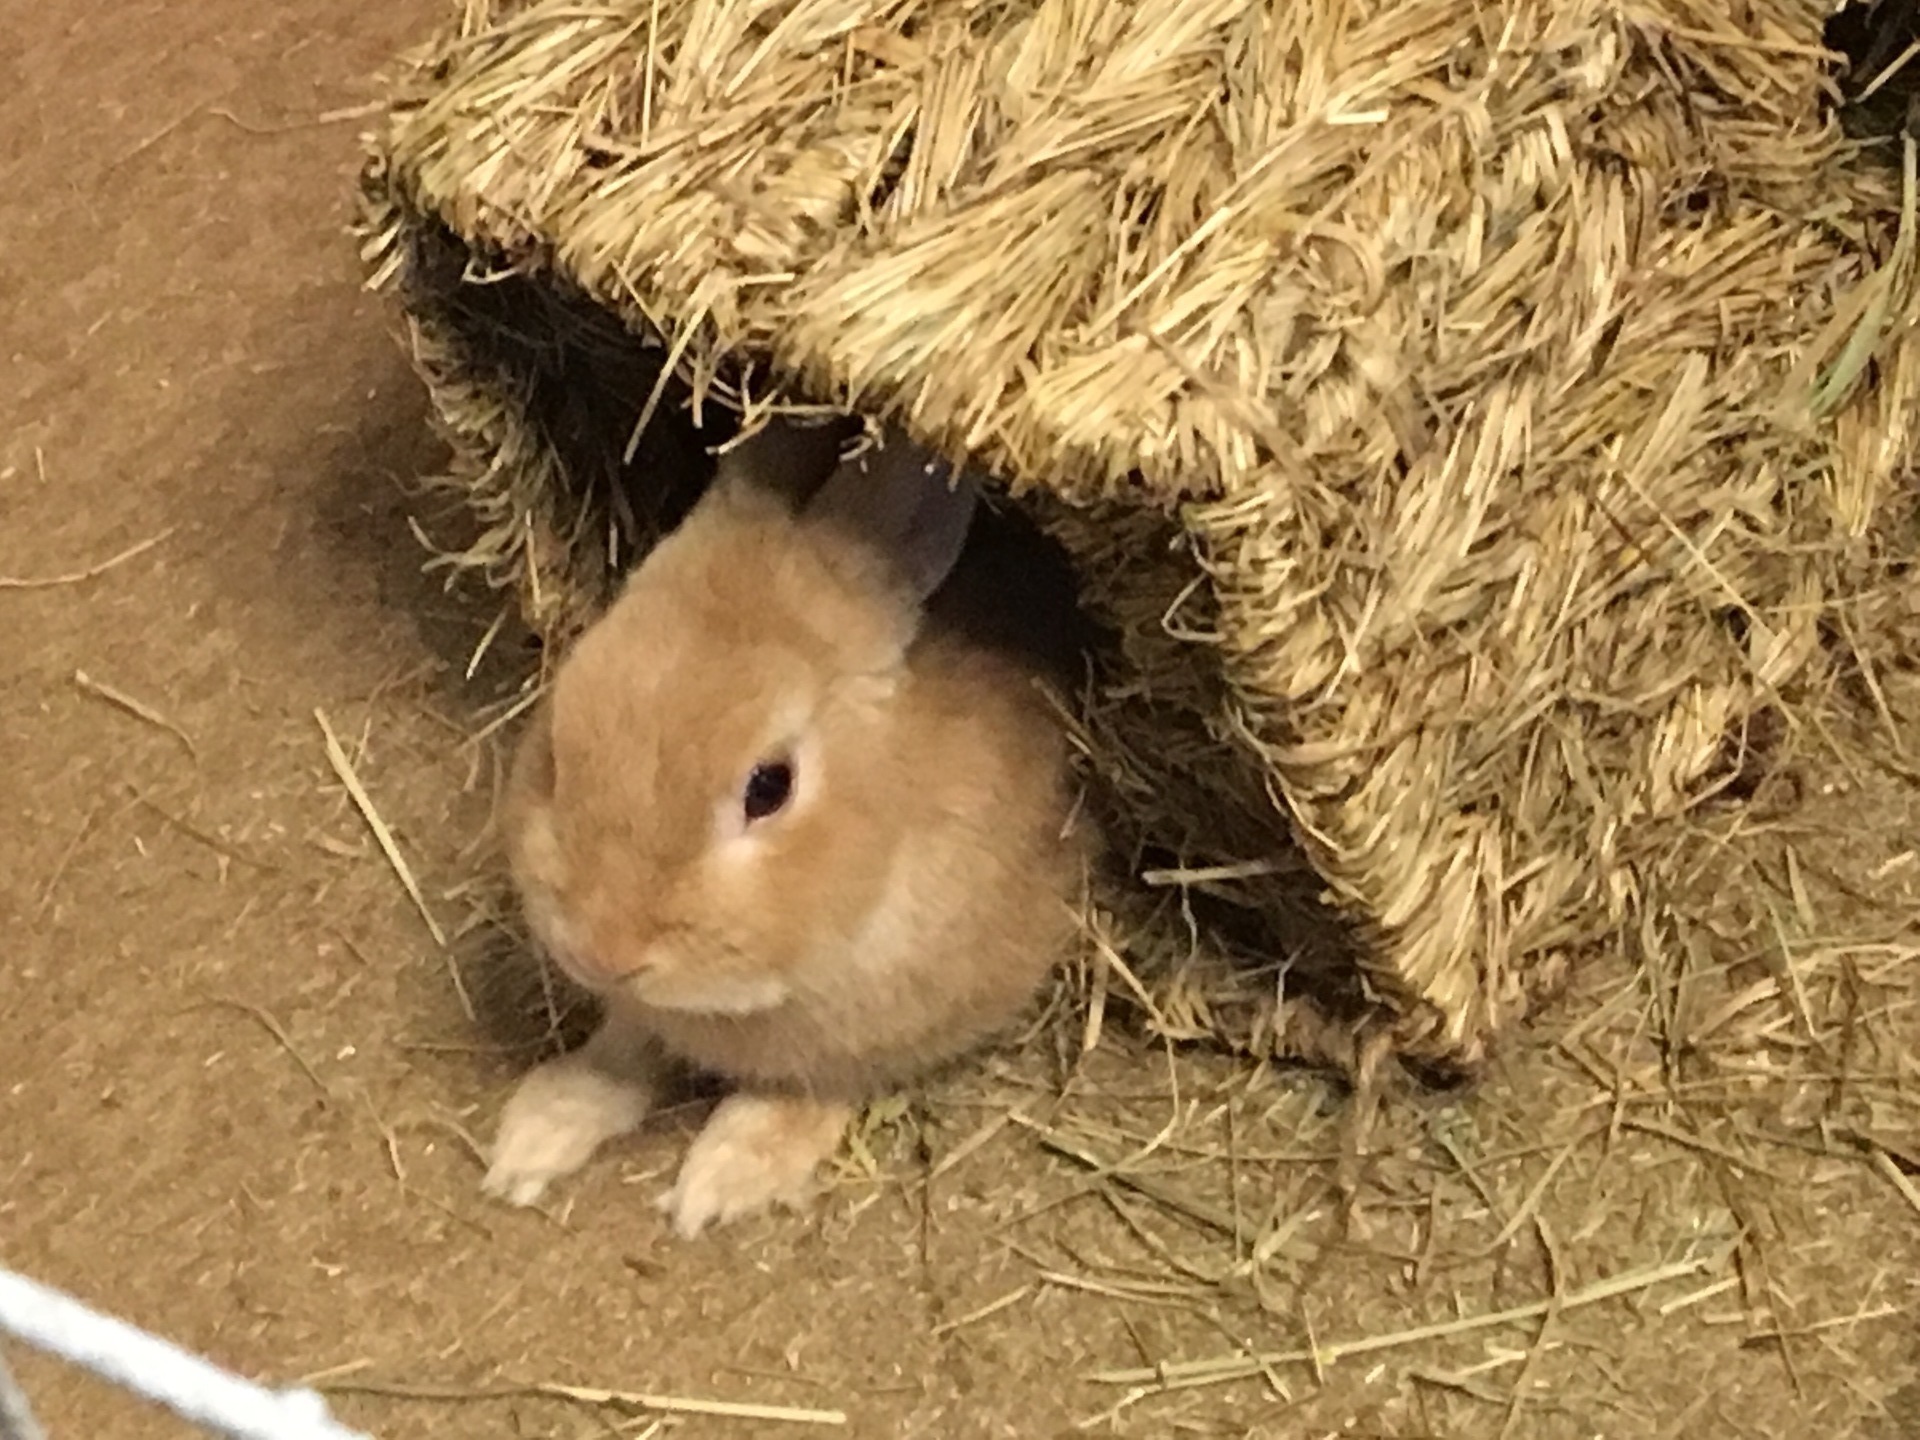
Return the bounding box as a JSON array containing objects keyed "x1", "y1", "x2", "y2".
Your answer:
[
  {"x1": 0, "y1": 528, "x2": 173, "y2": 590},
  {"x1": 317, "y1": 1375, "x2": 848, "y2": 1425},
  {"x1": 316, "y1": 706, "x2": 450, "y2": 951},
  {"x1": 356, "y1": 0, "x2": 1920, "y2": 1076},
  {"x1": 71, "y1": 669, "x2": 199, "y2": 761}
]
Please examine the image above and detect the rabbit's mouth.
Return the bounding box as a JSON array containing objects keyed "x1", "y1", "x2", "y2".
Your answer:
[
  {"x1": 550, "y1": 944, "x2": 626, "y2": 991},
  {"x1": 530, "y1": 895, "x2": 794, "y2": 1016}
]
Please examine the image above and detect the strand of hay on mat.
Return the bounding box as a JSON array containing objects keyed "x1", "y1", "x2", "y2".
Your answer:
[{"x1": 358, "y1": 0, "x2": 1920, "y2": 1073}]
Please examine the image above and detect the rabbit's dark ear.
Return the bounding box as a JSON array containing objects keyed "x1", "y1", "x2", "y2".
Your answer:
[
  {"x1": 706, "y1": 413, "x2": 853, "y2": 516},
  {"x1": 807, "y1": 435, "x2": 979, "y2": 604}
]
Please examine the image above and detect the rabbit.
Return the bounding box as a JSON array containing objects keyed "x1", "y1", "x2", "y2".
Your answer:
[{"x1": 481, "y1": 417, "x2": 1087, "y2": 1238}]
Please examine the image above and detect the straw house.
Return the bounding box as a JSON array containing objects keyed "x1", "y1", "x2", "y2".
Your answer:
[{"x1": 359, "y1": 0, "x2": 1920, "y2": 1077}]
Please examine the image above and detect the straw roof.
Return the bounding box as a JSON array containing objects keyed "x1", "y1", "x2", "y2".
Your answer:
[{"x1": 359, "y1": 0, "x2": 1920, "y2": 1074}]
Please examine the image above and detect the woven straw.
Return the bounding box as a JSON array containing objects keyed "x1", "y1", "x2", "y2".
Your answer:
[{"x1": 358, "y1": 0, "x2": 1920, "y2": 1074}]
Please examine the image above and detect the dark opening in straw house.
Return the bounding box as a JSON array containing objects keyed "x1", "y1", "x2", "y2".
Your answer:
[{"x1": 359, "y1": 0, "x2": 1920, "y2": 1082}]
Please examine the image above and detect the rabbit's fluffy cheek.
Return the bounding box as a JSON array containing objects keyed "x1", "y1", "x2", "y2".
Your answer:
[
  {"x1": 527, "y1": 904, "x2": 578, "y2": 971},
  {"x1": 510, "y1": 873, "x2": 580, "y2": 969},
  {"x1": 523, "y1": 903, "x2": 611, "y2": 992}
]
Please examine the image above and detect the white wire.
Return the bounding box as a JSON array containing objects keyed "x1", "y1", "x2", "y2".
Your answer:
[{"x1": 0, "y1": 1268, "x2": 372, "y2": 1440}]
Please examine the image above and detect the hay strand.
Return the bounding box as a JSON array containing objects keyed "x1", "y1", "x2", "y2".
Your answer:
[
  {"x1": 72, "y1": 670, "x2": 199, "y2": 761},
  {"x1": 1013, "y1": 1115, "x2": 1240, "y2": 1239},
  {"x1": 0, "y1": 528, "x2": 173, "y2": 590},
  {"x1": 929, "y1": 1285, "x2": 1034, "y2": 1338},
  {"x1": 317, "y1": 1376, "x2": 847, "y2": 1426},
  {"x1": 192, "y1": 995, "x2": 334, "y2": 1098},
  {"x1": 314, "y1": 708, "x2": 448, "y2": 949},
  {"x1": 1086, "y1": 1252, "x2": 1719, "y2": 1389},
  {"x1": 1871, "y1": 1147, "x2": 1920, "y2": 1217}
]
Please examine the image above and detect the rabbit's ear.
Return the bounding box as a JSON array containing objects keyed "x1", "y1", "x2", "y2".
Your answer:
[
  {"x1": 706, "y1": 413, "x2": 854, "y2": 516},
  {"x1": 808, "y1": 435, "x2": 979, "y2": 604}
]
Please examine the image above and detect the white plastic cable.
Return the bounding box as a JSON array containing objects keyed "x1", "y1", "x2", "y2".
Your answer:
[{"x1": 0, "y1": 1268, "x2": 372, "y2": 1440}]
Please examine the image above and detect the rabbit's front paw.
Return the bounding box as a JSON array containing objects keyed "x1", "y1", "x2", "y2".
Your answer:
[
  {"x1": 659, "y1": 1093, "x2": 852, "y2": 1239},
  {"x1": 482, "y1": 1055, "x2": 652, "y2": 1207}
]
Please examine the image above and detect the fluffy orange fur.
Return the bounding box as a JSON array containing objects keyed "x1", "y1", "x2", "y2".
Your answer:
[{"x1": 503, "y1": 459, "x2": 1082, "y2": 1102}]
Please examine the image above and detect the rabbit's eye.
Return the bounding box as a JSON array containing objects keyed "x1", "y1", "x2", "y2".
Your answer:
[{"x1": 743, "y1": 759, "x2": 794, "y2": 823}]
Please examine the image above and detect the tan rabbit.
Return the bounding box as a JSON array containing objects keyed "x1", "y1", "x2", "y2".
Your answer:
[{"x1": 482, "y1": 418, "x2": 1086, "y2": 1238}]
